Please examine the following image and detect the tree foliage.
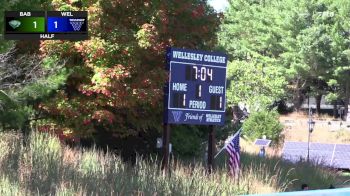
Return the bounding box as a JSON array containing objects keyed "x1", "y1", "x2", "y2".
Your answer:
[
  {"x1": 0, "y1": 90, "x2": 30, "y2": 129},
  {"x1": 36, "y1": 0, "x2": 220, "y2": 137},
  {"x1": 221, "y1": 0, "x2": 350, "y2": 118},
  {"x1": 0, "y1": 46, "x2": 67, "y2": 130},
  {"x1": 242, "y1": 110, "x2": 284, "y2": 144},
  {"x1": 219, "y1": 0, "x2": 287, "y2": 110}
]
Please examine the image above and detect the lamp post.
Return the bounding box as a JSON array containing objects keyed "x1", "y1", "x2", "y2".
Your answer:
[{"x1": 307, "y1": 108, "x2": 315, "y2": 162}]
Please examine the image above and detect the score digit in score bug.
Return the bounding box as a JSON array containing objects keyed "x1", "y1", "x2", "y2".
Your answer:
[{"x1": 164, "y1": 48, "x2": 228, "y2": 125}]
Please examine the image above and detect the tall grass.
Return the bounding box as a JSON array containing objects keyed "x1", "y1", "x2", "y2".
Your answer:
[
  {"x1": 0, "y1": 177, "x2": 22, "y2": 195},
  {"x1": 237, "y1": 153, "x2": 338, "y2": 191},
  {"x1": 0, "y1": 132, "x2": 21, "y2": 182},
  {"x1": 22, "y1": 132, "x2": 62, "y2": 193},
  {"x1": 0, "y1": 131, "x2": 341, "y2": 195}
]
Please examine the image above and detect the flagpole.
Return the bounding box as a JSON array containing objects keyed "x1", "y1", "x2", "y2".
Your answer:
[
  {"x1": 214, "y1": 144, "x2": 226, "y2": 159},
  {"x1": 214, "y1": 127, "x2": 242, "y2": 159}
]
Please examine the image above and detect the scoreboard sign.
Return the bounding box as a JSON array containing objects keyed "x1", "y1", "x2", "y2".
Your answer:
[
  {"x1": 4, "y1": 11, "x2": 88, "y2": 40},
  {"x1": 164, "y1": 48, "x2": 227, "y2": 125}
]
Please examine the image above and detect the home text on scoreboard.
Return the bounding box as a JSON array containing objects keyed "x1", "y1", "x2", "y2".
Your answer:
[
  {"x1": 164, "y1": 48, "x2": 228, "y2": 125},
  {"x1": 4, "y1": 11, "x2": 88, "y2": 40}
]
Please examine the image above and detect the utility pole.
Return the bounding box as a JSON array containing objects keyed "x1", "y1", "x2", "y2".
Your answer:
[{"x1": 307, "y1": 107, "x2": 315, "y2": 162}]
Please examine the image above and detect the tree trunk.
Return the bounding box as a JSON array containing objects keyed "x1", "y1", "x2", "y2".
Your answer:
[
  {"x1": 297, "y1": 93, "x2": 304, "y2": 112},
  {"x1": 315, "y1": 94, "x2": 322, "y2": 115},
  {"x1": 232, "y1": 105, "x2": 240, "y2": 125},
  {"x1": 333, "y1": 101, "x2": 337, "y2": 118},
  {"x1": 345, "y1": 100, "x2": 349, "y2": 121},
  {"x1": 293, "y1": 79, "x2": 305, "y2": 112}
]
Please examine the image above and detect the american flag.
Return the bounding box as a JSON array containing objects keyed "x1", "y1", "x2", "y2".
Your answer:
[{"x1": 225, "y1": 130, "x2": 241, "y2": 177}]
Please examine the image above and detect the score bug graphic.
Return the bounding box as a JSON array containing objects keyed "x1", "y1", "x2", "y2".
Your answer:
[
  {"x1": 164, "y1": 48, "x2": 228, "y2": 125},
  {"x1": 4, "y1": 11, "x2": 88, "y2": 40}
]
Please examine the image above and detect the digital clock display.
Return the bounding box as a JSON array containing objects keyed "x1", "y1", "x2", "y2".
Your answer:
[
  {"x1": 186, "y1": 65, "x2": 213, "y2": 81},
  {"x1": 164, "y1": 48, "x2": 227, "y2": 125}
]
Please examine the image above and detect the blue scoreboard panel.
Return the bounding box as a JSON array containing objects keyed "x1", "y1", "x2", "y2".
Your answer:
[
  {"x1": 164, "y1": 48, "x2": 227, "y2": 125},
  {"x1": 4, "y1": 11, "x2": 88, "y2": 40}
]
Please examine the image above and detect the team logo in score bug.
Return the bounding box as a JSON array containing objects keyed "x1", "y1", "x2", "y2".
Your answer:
[
  {"x1": 165, "y1": 48, "x2": 228, "y2": 125},
  {"x1": 8, "y1": 20, "x2": 21, "y2": 29},
  {"x1": 69, "y1": 18, "x2": 85, "y2": 31}
]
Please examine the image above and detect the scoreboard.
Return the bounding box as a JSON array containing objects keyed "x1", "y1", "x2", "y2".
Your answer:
[
  {"x1": 4, "y1": 11, "x2": 88, "y2": 40},
  {"x1": 164, "y1": 48, "x2": 227, "y2": 125}
]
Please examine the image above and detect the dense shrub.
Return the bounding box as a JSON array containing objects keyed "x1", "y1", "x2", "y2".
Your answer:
[
  {"x1": 171, "y1": 125, "x2": 205, "y2": 157},
  {"x1": 242, "y1": 110, "x2": 284, "y2": 144}
]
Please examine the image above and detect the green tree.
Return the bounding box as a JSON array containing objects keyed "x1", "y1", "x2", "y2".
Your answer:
[
  {"x1": 0, "y1": 90, "x2": 29, "y2": 130},
  {"x1": 325, "y1": 0, "x2": 350, "y2": 119},
  {"x1": 280, "y1": 0, "x2": 337, "y2": 114},
  {"x1": 221, "y1": 0, "x2": 350, "y2": 119},
  {"x1": 282, "y1": 0, "x2": 350, "y2": 118},
  {"x1": 219, "y1": 0, "x2": 287, "y2": 111},
  {"x1": 0, "y1": 48, "x2": 68, "y2": 132},
  {"x1": 242, "y1": 110, "x2": 284, "y2": 144},
  {"x1": 1, "y1": 0, "x2": 67, "y2": 132}
]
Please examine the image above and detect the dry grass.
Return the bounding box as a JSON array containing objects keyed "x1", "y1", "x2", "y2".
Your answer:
[
  {"x1": 0, "y1": 131, "x2": 282, "y2": 195},
  {"x1": 0, "y1": 131, "x2": 341, "y2": 195},
  {"x1": 280, "y1": 111, "x2": 335, "y2": 120},
  {"x1": 281, "y1": 112, "x2": 350, "y2": 144}
]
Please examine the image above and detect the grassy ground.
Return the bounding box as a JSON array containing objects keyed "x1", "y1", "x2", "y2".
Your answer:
[{"x1": 0, "y1": 131, "x2": 343, "y2": 195}]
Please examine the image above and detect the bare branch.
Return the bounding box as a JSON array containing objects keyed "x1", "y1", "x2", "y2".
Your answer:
[{"x1": 0, "y1": 47, "x2": 66, "y2": 90}]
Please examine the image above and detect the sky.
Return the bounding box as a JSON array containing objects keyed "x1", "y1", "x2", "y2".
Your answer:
[{"x1": 208, "y1": 0, "x2": 229, "y2": 12}]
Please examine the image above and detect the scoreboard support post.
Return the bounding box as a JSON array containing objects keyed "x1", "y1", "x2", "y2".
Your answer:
[
  {"x1": 161, "y1": 123, "x2": 171, "y2": 173},
  {"x1": 207, "y1": 125, "x2": 215, "y2": 173}
]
